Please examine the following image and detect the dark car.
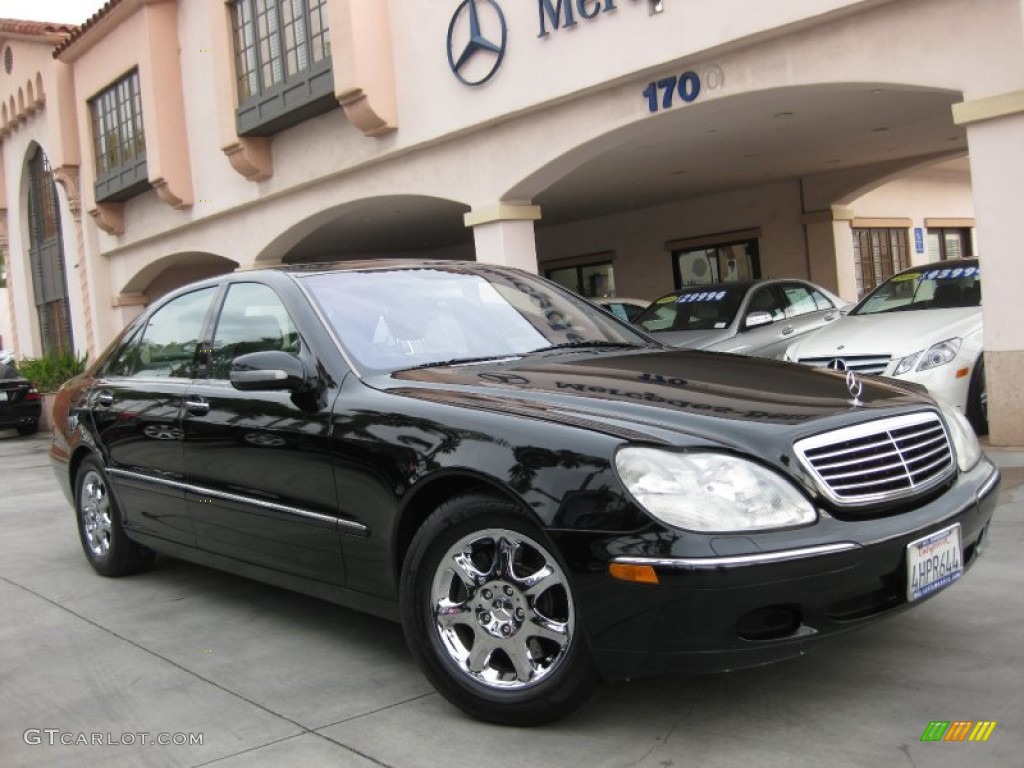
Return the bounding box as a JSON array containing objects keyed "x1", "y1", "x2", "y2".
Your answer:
[
  {"x1": 0, "y1": 360, "x2": 42, "y2": 436},
  {"x1": 50, "y1": 260, "x2": 999, "y2": 726},
  {"x1": 635, "y1": 278, "x2": 850, "y2": 357}
]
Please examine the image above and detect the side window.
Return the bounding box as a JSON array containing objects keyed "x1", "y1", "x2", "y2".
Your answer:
[
  {"x1": 106, "y1": 288, "x2": 216, "y2": 378},
  {"x1": 209, "y1": 283, "x2": 300, "y2": 380},
  {"x1": 810, "y1": 288, "x2": 836, "y2": 311},
  {"x1": 780, "y1": 284, "x2": 818, "y2": 318}
]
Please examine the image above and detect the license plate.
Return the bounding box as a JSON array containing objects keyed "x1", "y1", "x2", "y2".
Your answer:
[
  {"x1": 0, "y1": 391, "x2": 7, "y2": 401},
  {"x1": 907, "y1": 523, "x2": 962, "y2": 602}
]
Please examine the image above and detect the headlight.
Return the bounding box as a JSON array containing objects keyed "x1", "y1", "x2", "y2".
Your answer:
[
  {"x1": 936, "y1": 397, "x2": 981, "y2": 472},
  {"x1": 893, "y1": 352, "x2": 921, "y2": 376},
  {"x1": 893, "y1": 338, "x2": 961, "y2": 376},
  {"x1": 614, "y1": 447, "x2": 817, "y2": 532}
]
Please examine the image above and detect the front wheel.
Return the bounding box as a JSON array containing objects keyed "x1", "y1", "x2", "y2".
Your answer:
[
  {"x1": 400, "y1": 494, "x2": 599, "y2": 726},
  {"x1": 75, "y1": 457, "x2": 154, "y2": 576}
]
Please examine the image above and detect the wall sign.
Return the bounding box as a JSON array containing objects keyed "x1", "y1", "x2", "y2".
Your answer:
[
  {"x1": 448, "y1": 0, "x2": 665, "y2": 86},
  {"x1": 447, "y1": 0, "x2": 508, "y2": 86},
  {"x1": 642, "y1": 71, "x2": 700, "y2": 112}
]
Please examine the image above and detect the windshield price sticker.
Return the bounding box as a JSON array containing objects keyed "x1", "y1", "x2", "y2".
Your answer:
[
  {"x1": 676, "y1": 291, "x2": 728, "y2": 304},
  {"x1": 923, "y1": 267, "x2": 978, "y2": 280},
  {"x1": 907, "y1": 524, "x2": 962, "y2": 602}
]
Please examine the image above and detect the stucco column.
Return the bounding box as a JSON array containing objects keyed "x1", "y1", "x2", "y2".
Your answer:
[
  {"x1": 953, "y1": 91, "x2": 1024, "y2": 446},
  {"x1": 464, "y1": 204, "x2": 542, "y2": 273},
  {"x1": 802, "y1": 207, "x2": 856, "y2": 302}
]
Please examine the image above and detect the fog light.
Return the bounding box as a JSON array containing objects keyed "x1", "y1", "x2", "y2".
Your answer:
[{"x1": 736, "y1": 605, "x2": 801, "y2": 641}]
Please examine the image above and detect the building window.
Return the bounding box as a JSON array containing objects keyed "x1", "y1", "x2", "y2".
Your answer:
[
  {"x1": 853, "y1": 228, "x2": 909, "y2": 297},
  {"x1": 27, "y1": 147, "x2": 74, "y2": 355},
  {"x1": 671, "y1": 238, "x2": 760, "y2": 288},
  {"x1": 231, "y1": 0, "x2": 335, "y2": 136},
  {"x1": 927, "y1": 227, "x2": 973, "y2": 261},
  {"x1": 546, "y1": 261, "x2": 616, "y2": 298},
  {"x1": 89, "y1": 70, "x2": 150, "y2": 203}
]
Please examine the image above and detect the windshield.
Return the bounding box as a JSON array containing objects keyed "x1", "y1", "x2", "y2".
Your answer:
[
  {"x1": 635, "y1": 286, "x2": 745, "y2": 332},
  {"x1": 853, "y1": 264, "x2": 981, "y2": 316},
  {"x1": 302, "y1": 266, "x2": 652, "y2": 373}
]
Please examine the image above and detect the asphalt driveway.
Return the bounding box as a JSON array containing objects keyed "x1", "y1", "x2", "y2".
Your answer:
[{"x1": 2, "y1": 430, "x2": 1021, "y2": 768}]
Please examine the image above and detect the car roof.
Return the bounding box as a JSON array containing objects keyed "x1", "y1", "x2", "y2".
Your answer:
[{"x1": 270, "y1": 259, "x2": 485, "y2": 276}]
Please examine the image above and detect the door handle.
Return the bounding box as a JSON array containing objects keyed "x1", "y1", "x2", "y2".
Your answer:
[
  {"x1": 184, "y1": 397, "x2": 210, "y2": 416},
  {"x1": 781, "y1": 325, "x2": 795, "y2": 336},
  {"x1": 95, "y1": 390, "x2": 114, "y2": 407}
]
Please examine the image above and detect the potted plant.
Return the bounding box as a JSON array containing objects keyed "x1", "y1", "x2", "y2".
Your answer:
[{"x1": 17, "y1": 349, "x2": 88, "y2": 431}]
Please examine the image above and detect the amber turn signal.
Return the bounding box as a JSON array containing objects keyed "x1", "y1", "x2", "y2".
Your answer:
[{"x1": 608, "y1": 562, "x2": 659, "y2": 584}]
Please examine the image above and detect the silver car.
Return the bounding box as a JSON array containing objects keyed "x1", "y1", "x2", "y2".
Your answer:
[{"x1": 635, "y1": 279, "x2": 850, "y2": 358}]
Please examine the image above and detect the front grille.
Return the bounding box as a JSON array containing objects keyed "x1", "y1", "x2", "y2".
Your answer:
[
  {"x1": 794, "y1": 412, "x2": 955, "y2": 507},
  {"x1": 797, "y1": 354, "x2": 891, "y2": 375}
]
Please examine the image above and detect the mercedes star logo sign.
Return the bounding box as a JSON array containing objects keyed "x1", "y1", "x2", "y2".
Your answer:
[
  {"x1": 846, "y1": 369, "x2": 864, "y2": 407},
  {"x1": 447, "y1": 0, "x2": 507, "y2": 86},
  {"x1": 826, "y1": 358, "x2": 847, "y2": 371}
]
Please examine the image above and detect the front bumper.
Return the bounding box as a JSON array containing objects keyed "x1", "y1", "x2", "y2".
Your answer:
[{"x1": 565, "y1": 458, "x2": 1000, "y2": 681}]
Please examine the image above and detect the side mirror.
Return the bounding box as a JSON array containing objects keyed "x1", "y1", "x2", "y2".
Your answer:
[
  {"x1": 230, "y1": 350, "x2": 309, "y2": 392},
  {"x1": 744, "y1": 311, "x2": 774, "y2": 329}
]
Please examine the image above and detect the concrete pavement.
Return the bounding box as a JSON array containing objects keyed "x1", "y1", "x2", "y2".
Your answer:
[{"x1": 1, "y1": 430, "x2": 1021, "y2": 768}]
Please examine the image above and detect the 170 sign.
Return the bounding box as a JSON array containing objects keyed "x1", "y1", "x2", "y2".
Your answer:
[{"x1": 642, "y1": 71, "x2": 701, "y2": 113}]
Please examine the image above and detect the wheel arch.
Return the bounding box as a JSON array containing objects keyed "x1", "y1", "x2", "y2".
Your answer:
[
  {"x1": 68, "y1": 444, "x2": 100, "y2": 496},
  {"x1": 393, "y1": 470, "x2": 539, "y2": 584}
]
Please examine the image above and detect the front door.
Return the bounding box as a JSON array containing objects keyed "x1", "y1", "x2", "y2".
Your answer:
[{"x1": 181, "y1": 281, "x2": 345, "y2": 584}]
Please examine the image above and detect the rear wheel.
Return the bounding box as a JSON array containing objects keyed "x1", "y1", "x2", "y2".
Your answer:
[
  {"x1": 966, "y1": 356, "x2": 988, "y2": 436},
  {"x1": 400, "y1": 494, "x2": 599, "y2": 726},
  {"x1": 16, "y1": 422, "x2": 39, "y2": 436},
  {"x1": 75, "y1": 457, "x2": 154, "y2": 576}
]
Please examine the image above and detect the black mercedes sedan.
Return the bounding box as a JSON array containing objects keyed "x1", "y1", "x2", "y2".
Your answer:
[
  {"x1": 1, "y1": 358, "x2": 42, "y2": 436},
  {"x1": 50, "y1": 260, "x2": 1000, "y2": 726}
]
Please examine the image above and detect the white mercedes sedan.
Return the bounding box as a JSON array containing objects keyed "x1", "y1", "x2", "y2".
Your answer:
[{"x1": 785, "y1": 259, "x2": 985, "y2": 433}]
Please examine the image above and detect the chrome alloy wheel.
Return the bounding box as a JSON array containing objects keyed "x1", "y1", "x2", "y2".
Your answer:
[
  {"x1": 429, "y1": 528, "x2": 575, "y2": 690},
  {"x1": 80, "y1": 470, "x2": 113, "y2": 559}
]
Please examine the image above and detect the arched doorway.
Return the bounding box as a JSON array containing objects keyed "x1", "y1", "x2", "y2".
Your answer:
[{"x1": 26, "y1": 145, "x2": 73, "y2": 353}]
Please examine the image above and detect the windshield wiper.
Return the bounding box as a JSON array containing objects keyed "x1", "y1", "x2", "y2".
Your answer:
[
  {"x1": 527, "y1": 340, "x2": 651, "y2": 353},
  {"x1": 397, "y1": 354, "x2": 522, "y2": 372}
]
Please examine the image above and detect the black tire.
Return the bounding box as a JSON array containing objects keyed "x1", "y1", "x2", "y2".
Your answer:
[
  {"x1": 400, "y1": 493, "x2": 599, "y2": 726},
  {"x1": 16, "y1": 422, "x2": 39, "y2": 436},
  {"x1": 966, "y1": 356, "x2": 988, "y2": 436},
  {"x1": 75, "y1": 457, "x2": 155, "y2": 577}
]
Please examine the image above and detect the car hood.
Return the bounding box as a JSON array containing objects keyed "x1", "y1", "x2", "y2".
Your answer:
[
  {"x1": 649, "y1": 329, "x2": 733, "y2": 349},
  {"x1": 788, "y1": 308, "x2": 981, "y2": 358},
  {"x1": 376, "y1": 348, "x2": 932, "y2": 450}
]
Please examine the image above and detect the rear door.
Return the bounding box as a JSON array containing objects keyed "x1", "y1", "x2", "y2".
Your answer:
[
  {"x1": 89, "y1": 286, "x2": 218, "y2": 546},
  {"x1": 779, "y1": 281, "x2": 842, "y2": 340},
  {"x1": 181, "y1": 280, "x2": 346, "y2": 585}
]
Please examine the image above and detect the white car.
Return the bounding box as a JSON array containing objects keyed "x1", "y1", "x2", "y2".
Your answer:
[{"x1": 785, "y1": 259, "x2": 985, "y2": 433}]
